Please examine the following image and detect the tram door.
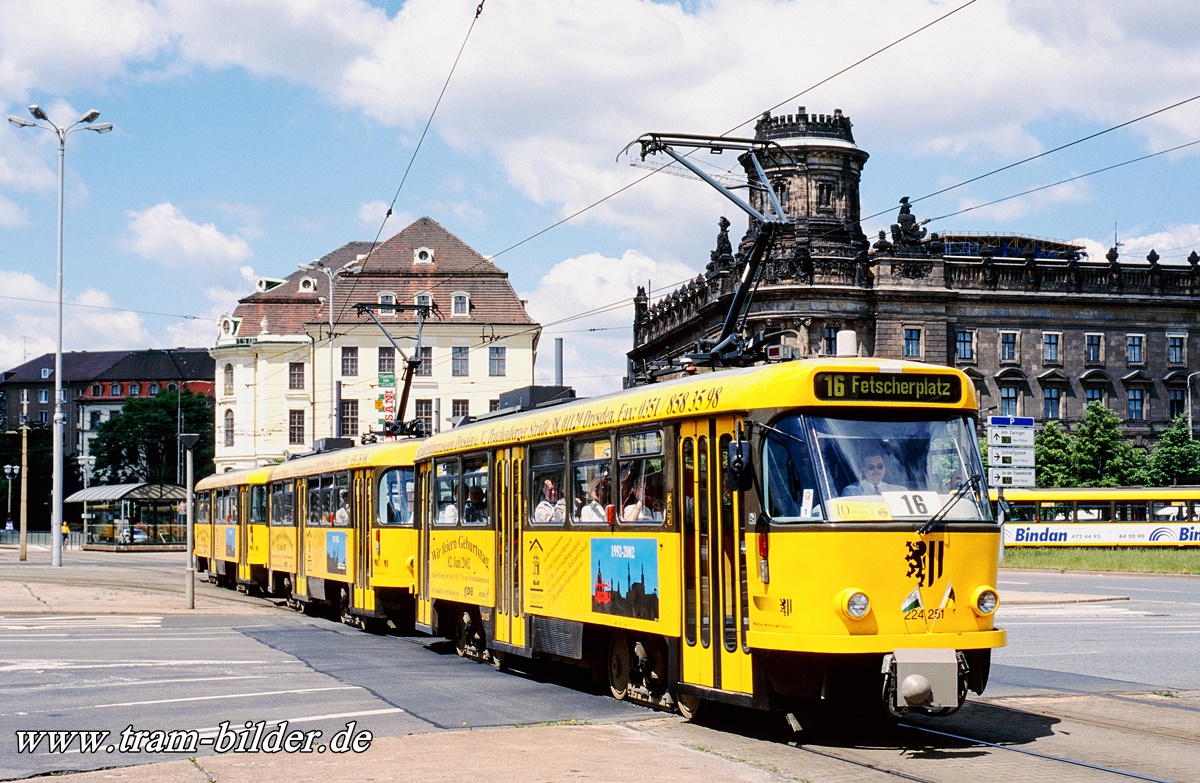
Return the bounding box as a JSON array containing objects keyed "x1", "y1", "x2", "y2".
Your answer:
[
  {"x1": 678, "y1": 418, "x2": 753, "y2": 695},
  {"x1": 415, "y1": 464, "x2": 433, "y2": 630},
  {"x1": 354, "y1": 470, "x2": 371, "y2": 603},
  {"x1": 492, "y1": 449, "x2": 525, "y2": 648}
]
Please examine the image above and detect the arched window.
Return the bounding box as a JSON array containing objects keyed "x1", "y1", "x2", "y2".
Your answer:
[
  {"x1": 223, "y1": 364, "x2": 234, "y2": 396},
  {"x1": 223, "y1": 409, "x2": 235, "y2": 446}
]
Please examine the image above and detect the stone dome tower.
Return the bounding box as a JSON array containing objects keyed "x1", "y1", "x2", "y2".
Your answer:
[{"x1": 741, "y1": 107, "x2": 870, "y2": 275}]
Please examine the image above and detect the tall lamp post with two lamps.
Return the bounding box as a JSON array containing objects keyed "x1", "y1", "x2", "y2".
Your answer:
[
  {"x1": 297, "y1": 259, "x2": 361, "y2": 441},
  {"x1": 8, "y1": 104, "x2": 112, "y2": 567}
]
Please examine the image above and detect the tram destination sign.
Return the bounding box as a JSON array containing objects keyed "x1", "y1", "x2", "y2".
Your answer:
[{"x1": 813, "y1": 372, "x2": 962, "y2": 404}]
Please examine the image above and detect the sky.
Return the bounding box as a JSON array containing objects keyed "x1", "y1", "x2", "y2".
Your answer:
[{"x1": 3, "y1": 0, "x2": 1200, "y2": 398}]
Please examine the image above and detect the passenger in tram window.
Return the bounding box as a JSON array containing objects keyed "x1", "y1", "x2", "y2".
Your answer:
[
  {"x1": 580, "y1": 478, "x2": 610, "y2": 523},
  {"x1": 464, "y1": 485, "x2": 488, "y2": 525},
  {"x1": 622, "y1": 478, "x2": 652, "y2": 521},
  {"x1": 534, "y1": 478, "x2": 565, "y2": 524},
  {"x1": 439, "y1": 499, "x2": 458, "y2": 526},
  {"x1": 334, "y1": 490, "x2": 350, "y2": 526},
  {"x1": 841, "y1": 446, "x2": 906, "y2": 496}
]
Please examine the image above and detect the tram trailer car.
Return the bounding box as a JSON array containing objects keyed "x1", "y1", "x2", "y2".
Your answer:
[
  {"x1": 194, "y1": 466, "x2": 270, "y2": 589},
  {"x1": 263, "y1": 440, "x2": 421, "y2": 630},
  {"x1": 414, "y1": 358, "x2": 1004, "y2": 718}
]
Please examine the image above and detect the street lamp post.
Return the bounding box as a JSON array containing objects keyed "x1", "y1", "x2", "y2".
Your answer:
[
  {"x1": 77, "y1": 455, "x2": 95, "y2": 544},
  {"x1": 3, "y1": 465, "x2": 18, "y2": 529},
  {"x1": 297, "y1": 260, "x2": 361, "y2": 440},
  {"x1": 8, "y1": 104, "x2": 112, "y2": 568},
  {"x1": 1188, "y1": 371, "x2": 1200, "y2": 440},
  {"x1": 179, "y1": 433, "x2": 200, "y2": 610}
]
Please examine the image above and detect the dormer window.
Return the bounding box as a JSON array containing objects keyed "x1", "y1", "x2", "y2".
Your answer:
[
  {"x1": 452, "y1": 293, "x2": 469, "y2": 316},
  {"x1": 414, "y1": 247, "x2": 434, "y2": 265},
  {"x1": 378, "y1": 292, "x2": 396, "y2": 316},
  {"x1": 415, "y1": 293, "x2": 432, "y2": 311},
  {"x1": 298, "y1": 277, "x2": 317, "y2": 293},
  {"x1": 219, "y1": 315, "x2": 241, "y2": 337},
  {"x1": 41, "y1": 368, "x2": 51, "y2": 379}
]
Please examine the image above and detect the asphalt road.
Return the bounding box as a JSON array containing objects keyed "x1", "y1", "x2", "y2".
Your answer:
[
  {"x1": 992, "y1": 569, "x2": 1200, "y2": 697},
  {"x1": 0, "y1": 609, "x2": 646, "y2": 780}
]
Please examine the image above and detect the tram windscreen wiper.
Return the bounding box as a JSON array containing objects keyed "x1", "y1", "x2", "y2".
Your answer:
[{"x1": 919, "y1": 472, "x2": 982, "y2": 535}]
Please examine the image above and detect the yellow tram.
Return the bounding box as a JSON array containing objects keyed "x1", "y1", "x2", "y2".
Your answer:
[
  {"x1": 264, "y1": 439, "x2": 421, "y2": 629},
  {"x1": 193, "y1": 466, "x2": 270, "y2": 588},
  {"x1": 412, "y1": 357, "x2": 1004, "y2": 717}
]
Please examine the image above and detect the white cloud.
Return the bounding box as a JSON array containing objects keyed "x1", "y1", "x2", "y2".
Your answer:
[
  {"x1": 125, "y1": 202, "x2": 253, "y2": 268},
  {"x1": 160, "y1": 0, "x2": 387, "y2": 92},
  {"x1": 946, "y1": 178, "x2": 1093, "y2": 225},
  {"x1": 521, "y1": 248, "x2": 695, "y2": 397},
  {"x1": 0, "y1": 271, "x2": 156, "y2": 371},
  {"x1": 357, "y1": 200, "x2": 412, "y2": 239},
  {"x1": 1073, "y1": 223, "x2": 1200, "y2": 267},
  {"x1": 0, "y1": 196, "x2": 29, "y2": 228},
  {"x1": 0, "y1": 0, "x2": 165, "y2": 96}
]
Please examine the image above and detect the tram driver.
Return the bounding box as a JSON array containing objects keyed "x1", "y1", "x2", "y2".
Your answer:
[{"x1": 841, "y1": 445, "x2": 906, "y2": 497}]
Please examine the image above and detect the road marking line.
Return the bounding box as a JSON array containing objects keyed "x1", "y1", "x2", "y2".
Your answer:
[
  {"x1": 7, "y1": 686, "x2": 362, "y2": 715},
  {"x1": 194, "y1": 707, "x2": 406, "y2": 735}
]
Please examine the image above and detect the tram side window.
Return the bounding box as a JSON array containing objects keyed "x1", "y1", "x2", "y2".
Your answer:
[
  {"x1": 307, "y1": 473, "x2": 351, "y2": 526},
  {"x1": 249, "y1": 486, "x2": 268, "y2": 525},
  {"x1": 1115, "y1": 502, "x2": 1149, "y2": 522},
  {"x1": 196, "y1": 493, "x2": 210, "y2": 526},
  {"x1": 307, "y1": 479, "x2": 327, "y2": 526},
  {"x1": 435, "y1": 460, "x2": 460, "y2": 526},
  {"x1": 1007, "y1": 502, "x2": 1038, "y2": 522},
  {"x1": 1076, "y1": 503, "x2": 1109, "y2": 522},
  {"x1": 461, "y1": 454, "x2": 490, "y2": 526},
  {"x1": 617, "y1": 430, "x2": 665, "y2": 524},
  {"x1": 377, "y1": 468, "x2": 415, "y2": 526},
  {"x1": 270, "y1": 483, "x2": 295, "y2": 526},
  {"x1": 529, "y1": 443, "x2": 566, "y2": 526},
  {"x1": 761, "y1": 423, "x2": 822, "y2": 522},
  {"x1": 331, "y1": 472, "x2": 351, "y2": 527},
  {"x1": 572, "y1": 436, "x2": 613, "y2": 525},
  {"x1": 218, "y1": 488, "x2": 239, "y2": 525}
]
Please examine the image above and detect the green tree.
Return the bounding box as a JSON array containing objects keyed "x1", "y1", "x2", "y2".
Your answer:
[
  {"x1": 1068, "y1": 401, "x2": 1148, "y2": 486},
  {"x1": 1034, "y1": 420, "x2": 1075, "y2": 487},
  {"x1": 91, "y1": 391, "x2": 215, "y2": 485},
  {"x1": 1144, "y1": 415, "x2": 1200, "y2": 486}
]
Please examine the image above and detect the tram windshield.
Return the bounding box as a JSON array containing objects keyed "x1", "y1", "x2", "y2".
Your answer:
[{"x1": 761, "y1": 414, "x2": 990, "y2": 523}]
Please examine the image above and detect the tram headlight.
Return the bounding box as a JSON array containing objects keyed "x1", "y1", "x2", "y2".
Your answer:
[
  {"x1": 836, "y1": 588, "x2": 871, "y2": 620},
  {"x1": 971, "y1": 586, "x2": 999, "y2": 616}
]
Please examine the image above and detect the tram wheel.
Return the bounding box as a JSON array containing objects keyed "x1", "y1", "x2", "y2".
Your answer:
[
  {"x1": 607, "y1": 632, "x2": 630, "y2": 700},
  {"x1": 676, "y1": 693, "x2": 702, "y2": 720}
]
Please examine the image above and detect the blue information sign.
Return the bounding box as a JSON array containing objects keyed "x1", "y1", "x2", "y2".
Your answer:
[{"x1": 988, "y1": 416, "x2": 1035, "y2": 427}]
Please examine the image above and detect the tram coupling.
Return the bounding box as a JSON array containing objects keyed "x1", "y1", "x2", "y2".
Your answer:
[{"x1": 881, "y1": 649, "x2": 970, "y2": 716}]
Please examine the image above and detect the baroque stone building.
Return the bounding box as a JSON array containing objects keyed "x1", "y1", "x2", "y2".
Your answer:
[{"x1": 628, "y1": 108, "x2": 1200, "y2": 444}]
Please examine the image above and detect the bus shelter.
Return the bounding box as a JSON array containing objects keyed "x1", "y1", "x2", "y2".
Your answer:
[{"x1": 65, "y1": 483, "x2": 188, "y2": 551}]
